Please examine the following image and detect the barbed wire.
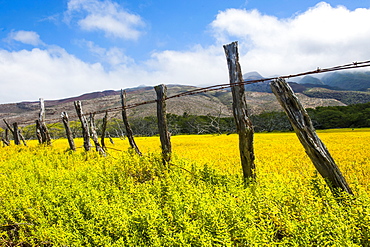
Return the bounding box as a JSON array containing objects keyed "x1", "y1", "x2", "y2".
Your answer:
[{"x1": 6, "y1": 59, "x2": 370, "y2": 127}]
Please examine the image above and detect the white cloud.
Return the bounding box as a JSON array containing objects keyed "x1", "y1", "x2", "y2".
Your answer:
[
  {"x1": 65, "y1": 0, "x2": 145, "y2": 40},
  {"x1": 210, "y1": 2, "x2": 370, "y2": 76},
  {"x1": 143, "y1": 45, "x2": 227, "y2": 85},
  {"x1": 0, "y1": 43, "x2": 227, "y2": 103},
  {"x1": 82, "y1": 40, "x2": 134, "y2": 67},
  {"x1": 0, "y1": 47, "x2": 109, "y2": 103},
  {"x1": 7, "y1": 30, "x2": 44, "y2": 46}
]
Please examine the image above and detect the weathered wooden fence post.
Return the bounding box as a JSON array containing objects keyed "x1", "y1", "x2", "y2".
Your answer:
[
  {"x1": 12, "y1": 122, "x2": 20, "y2": 145},
  {"x1": 3, "y1": 119, "x2": 13, "y2": 135},
  {"x1": 61, "y1": 112, "x2": 76, "y2": 151},
  {"x1": 121, "y1": 89, "x2": 142, "y2": 156},
  {"x1": 5, "y1": 128, "x2": 9, "y2": 143},
  {"x1": 38, "y1": 98, "x2": 52, "y2": 145},
  {"x1": 89, "y1": 113, "x2": 105, "y2": 155},
  {"x1": 101, "y1": 111, "x2": 108, "y2": 149},
  {"x1": 2, "y1": 128, "x2": 10, "y2": 146},
  {"x1": 35, "y1": 120, "x2": 42, "y2": 144},
  {"x1": 19, "y1": 131, "x2": 27, "y2": 146},
  {"x1": 3, "y1": 119, "x2": 21, "y2": 146},
  {"x1": 107, "y1": 132, "x2": 114, "y2": 144},
  {"x1": 74, "y1": 101, "x2": 91, "y2": 151},
  {"x1": 223, "y1": 41, "x2": 256, "y2": 182},
  {"x1": 270, "y1": 78, "x2": 353, "y2": 195},
  {"x1": 155, "y1": 84, "x2": 171, "y2": 164}
]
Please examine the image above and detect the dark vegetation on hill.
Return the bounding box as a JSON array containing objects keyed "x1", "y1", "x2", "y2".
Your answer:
[
  {"x1": 303, "y1": 88, "x2": 370, "y2": 105},
  {"x1": 307, "y1": 102, "x2": 370, "y2": 130}
]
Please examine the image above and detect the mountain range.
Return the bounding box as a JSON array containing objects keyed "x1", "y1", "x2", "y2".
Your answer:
[
  {"x1": 244, "y1": 71, "x2": 370, "y2": 92},
  {"x1": 0, "y1": 71, "x2": 369, "y2": 129},
  {"x1": 243, "y1": 71, "x2": 370, "y2": 105}
]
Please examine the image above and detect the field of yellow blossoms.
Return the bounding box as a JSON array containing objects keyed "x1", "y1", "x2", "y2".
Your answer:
[{"x1": 0, "y1": 129, "x2": 369, "y2": 246}]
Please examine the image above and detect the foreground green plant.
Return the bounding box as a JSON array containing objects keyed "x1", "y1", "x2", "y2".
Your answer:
[{"x1": 0, "y1": 131, "x2": 369, "y2": 246}]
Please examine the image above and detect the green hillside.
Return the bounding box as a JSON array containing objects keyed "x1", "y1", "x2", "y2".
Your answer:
[{"x1": 321, "y1": 71, "x2": 370, "y2": 91}]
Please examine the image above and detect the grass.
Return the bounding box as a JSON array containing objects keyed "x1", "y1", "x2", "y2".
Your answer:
[{"x1": 0, "y1": 129, "x2": 369, "y2": 246}]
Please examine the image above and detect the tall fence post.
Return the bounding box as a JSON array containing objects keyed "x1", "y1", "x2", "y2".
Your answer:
[
  {"x1": 38, "y1": 98, "x2": 52, "y2": 145},
  {"x1": 35, "y1": 120, "x2": 42, "y2": 144},
  {"x1": 270, "y1": 78, "x2": 353, "y2": 195},
  {"x1": 121, "y1": 89, "x2": 142, "y2": 156},
  {"x1": 223, "y1": 41, "x2": 256, "y2": 182},
  {"x1": 154, "y1": 84, "x2": 171, "y2": 164},
  {"x1": 74, "y1": 101, "x2": 91, "y2": 151},
  {"x1": 61, "y1": 112, "x2": 76, "y2": 151}
]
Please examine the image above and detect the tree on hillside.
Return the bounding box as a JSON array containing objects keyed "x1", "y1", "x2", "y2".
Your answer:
[{"x1": 251, "y1": 112, "x2": 292, "y2": 132}]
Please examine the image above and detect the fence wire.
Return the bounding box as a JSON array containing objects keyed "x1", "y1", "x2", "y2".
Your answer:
[{"x1": 5, "y1": 60, "x2": 370, "y2": 127}]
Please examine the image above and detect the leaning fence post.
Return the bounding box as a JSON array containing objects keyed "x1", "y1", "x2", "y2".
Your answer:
[
  {"x1": 154, "y1": 84, "x2": 171, "y2": 164},
  {"x1": 61, "y1": 112, "x2": 76, "y2": 151},
  {"x1": 19, "y1": 131, "x2": 27, "y2": 146},
  {"x1": 223, "y1": 41, "x2": 256, "y2": 182},
  {"x1": 121, "y1": 89, "x2": 142, "y2": 156},
  {"x1": 2, "y1": 129, "x2": 10, "y2": 146},
  {"x1": 107, "y1": 132, "x2": 114, "y2": 144},
  {"x1": 38, "y1": 98, "x2": 52, "y2": 145},
  {"x1": 3, "y1": 119, "x2": 21, "y2": 146},
  {"x1": 89, "y1": 113, "x2": 105, "y2": 155},
  {"x1": 270, "y1": 78, "x2": 353, "y2": 195},
  {"x1": 3, "y1": 120, "x2": 13, "y2": 145},
  {"x1": 3, "y1": 119, "x2": 14, "y2": 135},
  {"x1": 74, "y1": 101, "x2": 91, "y2": 151}
]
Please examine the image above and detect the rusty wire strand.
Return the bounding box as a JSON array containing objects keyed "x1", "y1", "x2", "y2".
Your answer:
[{"x1": 12, "y1": 60, "x2": 370, "y2": 127}]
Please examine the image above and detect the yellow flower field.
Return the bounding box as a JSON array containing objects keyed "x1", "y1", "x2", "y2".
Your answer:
[
  {"x1": 0, "y1": 129, "x2": 369, "y2": 246},
  {"x1": 107, "y1": 128, "x2": 370, "y2": 192}
]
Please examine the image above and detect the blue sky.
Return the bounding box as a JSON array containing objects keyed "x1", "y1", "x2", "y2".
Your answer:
[{"x1": 0, "y1": 0, "x2": 370, "y2": 103}]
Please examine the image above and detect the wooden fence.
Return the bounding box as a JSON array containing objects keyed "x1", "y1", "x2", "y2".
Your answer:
[{"x1": 2, "y1": 41, "x2": 369, "y2": 195}]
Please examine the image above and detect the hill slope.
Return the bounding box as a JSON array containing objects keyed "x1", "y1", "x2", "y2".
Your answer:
[
  {"x1": 303, "y1": 88, "x2": 370, "y2": 105},
  {"x1": 321, "y1": 71, "x2": 370, "y2": 91},
  {"x1": 0, "y1": 84, "x2": 345, "y2": 128}
]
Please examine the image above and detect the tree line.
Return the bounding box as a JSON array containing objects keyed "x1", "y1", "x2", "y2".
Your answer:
[{"x1": 1, "y1": 102, "x2": 369, "y2": 140}]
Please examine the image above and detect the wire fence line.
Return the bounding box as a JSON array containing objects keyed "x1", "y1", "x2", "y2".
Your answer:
[{"x1": 7, "y1": 59, "x2": 370, "y2": 127}]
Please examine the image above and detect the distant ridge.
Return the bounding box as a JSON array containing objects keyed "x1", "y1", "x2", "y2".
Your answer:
[
  {"x1": 243, "y1": 72, "x2": 272, "y2": 92},
  {"x1": 243, "y1": 71, "x2": 264, "y2": 80},
  {"x1": 321, "y1": 71, "x2": 370, "y2": 91},
  {"x1": 46, "y1": 90, "x2": 120, "y2": 106},
  {"x1": 299, "y1": 76, "x2": 324, "y2": 85}
]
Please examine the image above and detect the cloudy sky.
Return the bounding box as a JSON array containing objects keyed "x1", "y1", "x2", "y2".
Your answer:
[{"x1": 0, "y1": 0, "x2": 370, "y2": 103}]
